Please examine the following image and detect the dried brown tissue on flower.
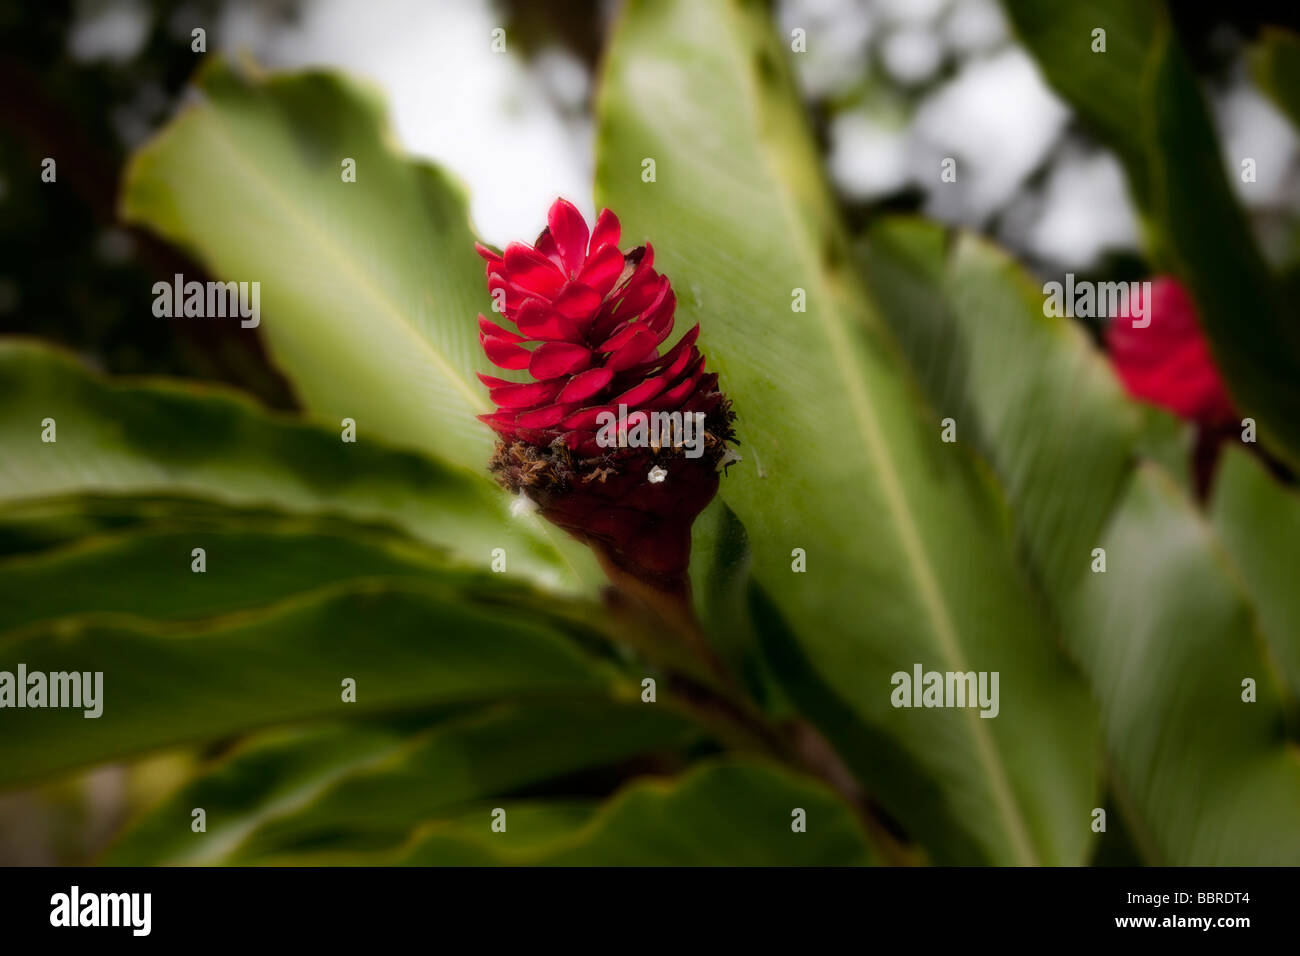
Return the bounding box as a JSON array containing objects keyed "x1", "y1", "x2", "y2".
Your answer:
[{"x1": 474, "y1": 199, "x2": 736, "y2": 598}]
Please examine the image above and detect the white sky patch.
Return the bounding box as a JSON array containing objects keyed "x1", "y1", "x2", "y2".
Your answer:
[
  {"x1": 875, "y1": 0, "x2": 946, "y2": 25},
  {"x1": 941, "y1": 0, "x2": 1007, "y2": 55},
  {"x1": 829, "y1": 111, "x2": 910, "y2": 199},
  {"x1": 219, "y1": 0, "x2": 592, "y2": 245},
  {"x1": 1215, "y1": 79, "x2": 1300, "y2": 209},
  {"x1": 1021, "y1": 149, "x2": 1140, "y2": 267},
  {"x1": 68, "y1": 0, "x2": 149, "y2": 64},
  {"x1": 778, "y1": 0, "x2": 875, "y2": 99},
  {"x1": 880, "y1": 26, "x2": 943, "y2": 86},
  {"x1": 913, "y1": 48, "x2": 1069, "y2": 225}
]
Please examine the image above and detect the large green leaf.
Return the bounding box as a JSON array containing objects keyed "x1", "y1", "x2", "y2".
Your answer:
[
  {"x1": 1211, "y1": 448, "x2": 1300, "y2": 720},
  {"x1": 104, "y1": 721, "x2": 411, "y2": 865},
  {"x1": 596, "y1": 0, "x2": 1097, "y2": 864},
  {"x1": 0, "y1": 494, "x2": 720, "y2": 861},
  {"x1": 0, "y1": 494, "x2": 179, "y2": 558},
  {"x1": 997, "y1": 0, "x2": 1159, "y2": 201},
  {"x1": 859, "y1": 217, "x2": 1148, "y2": 605},
  {"x1": 688, "y1": 499, "x2": 790, "y2": 712},
  {"x1": 0, "y1": 580, "x2": 623, "y2": 788},
  {"x1": 860, "y1": 216, "x2": 1196, "y2": 581},
  {"x1": 1064, "y1": 464, "x2": 1300, "y2": 864},
  {"x1": 0, "y1": 341, "x2": 576, "y2": 586},
  {"x1": 103, "y1": 700, "x2": 701, "y2": 865},
  {"x1": 393, "y1": 760, "x2": 876, "y2": 866},
  {"x1": 1002, "y1": 0, "x2": 1300, "y2": 470},
  {"x1": 0, "y1": 494, "x2": 383, "y2": 559},
  {"x1": 121, "y1": 59, "x2": 493, "y2": 472},
  {"x1": 0, "y1": 519, "x2": 452, "y2": 633},
  {"x1": 393, "y1": 801, "x2": 600, "y2": 863},
  {"x1": 861, "y1": 217, "x2": 1300, "y2": 861}
]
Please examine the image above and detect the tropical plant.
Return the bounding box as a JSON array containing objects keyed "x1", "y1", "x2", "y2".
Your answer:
[{"x1": 2, "y1": 0, "x2": 1298, "y2": 865}]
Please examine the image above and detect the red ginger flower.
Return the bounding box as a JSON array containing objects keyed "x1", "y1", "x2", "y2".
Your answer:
[
  {"x1": 1107, "y1": 276, "x2": 1243, "y2": 498},
  {"x1": 1106, "y1": 276, "x2": 1236, "y2": 429},
  {"x1": 475, "y1": 199, "x2": 734, "y2": 596}
]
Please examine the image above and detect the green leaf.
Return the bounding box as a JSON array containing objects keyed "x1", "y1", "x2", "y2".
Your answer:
[
  {"x1": 1251, "y1": 27, "x2": 1300, "y2": 132},
  {"x1": 103, "y1": 722, "x2": 410, "y2": 865},
  {"x1": 596, "y1": 0, "x2": 1097, "y2": 864},
  {"x1": 0, "y1": 518, "x2": 452, "y2": 634},
  {"x1": 1130, "y1": 404, "x2": 1194, "y2": 497},
  {"x1": 0, "y1": 340, "x2": 576, "y2": 586},
  {"x1": 688, "y1": 500, "x2": 790, "y2": 713},
  {"x1": 0, "y1": 495, "x2": 172, "y2": 559},
  {"x1": 860, "y1": 217, "x2": 1300, "y2": 861},
  {"x1": 997, "y1": 0, "x2": 1159, "y2": 201},
  {"x1": 0, "y1": 580, "x2": 621, "y2": 788},
  {"x1": 1210, "y1": 448, "x2": 1300, "y2": 719},
  {"x1": 395, "y1": 760, "x2": 877, "y2": 866},
  {"x1": 392, "y1": 801, "x2": 600, "y2": 863},
  {"x1": 1143, "y1": 26, "x2": 1300, "y2": 464},
  {"x1": 0, "y1": 494, "x2": 389, "y2": 559},
  {"x1": 1002, "y1": 0, "x2": 1300, "y2": 470},
  {"x1": 1065, "y1": 465, "x2": 1300, "y2": 864},
  {"x1": 744, "y1": 582, "x2": 989, "y2": 864},
  {"x1": 104, "y1": 700, "x2": 700, "y2": 865},
  {"x1": 859, "y1": 218, "x2": 1145, "y2": 604},
  {"x1": 121, "y1": 59, "x2": 493, "y2": 472}
]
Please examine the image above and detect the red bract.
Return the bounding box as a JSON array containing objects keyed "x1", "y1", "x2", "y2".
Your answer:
[
  {"x1": 1106, "y1": 276, "x2": 1236, "y2": 428},
  {"x1": 475, "y1": 199, "x2": 734, "y2": 596},
  {"x1": 475, "y1": 198, "x2": 726, "y2": 456}
]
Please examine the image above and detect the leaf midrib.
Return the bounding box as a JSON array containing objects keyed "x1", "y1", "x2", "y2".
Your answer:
[
  {"x1": 188, "y1": 103, "x2": 489, "y2": 417},
  {"x1": 130, "y1": 101, "x2": 609, "y2": 592},
  {"x1": 713, "y1": 0, "x2": 1038, "y2": 864}
]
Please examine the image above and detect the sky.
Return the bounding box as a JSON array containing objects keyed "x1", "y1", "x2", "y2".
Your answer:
[
  {"x1": 68, "y1": 0, "x2": 1300, "y2": 267},
  {"x1": 220, "y1": 0, "x2": 597, "y2": 246}
]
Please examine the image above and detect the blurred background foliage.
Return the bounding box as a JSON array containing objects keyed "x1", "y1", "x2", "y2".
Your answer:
[
  {"x1": 1, "y1": 0, "x2": 1299, "y2": 865},
  {"x1": 5, "y1": 0, "x2": 1297, "y2": 397}
]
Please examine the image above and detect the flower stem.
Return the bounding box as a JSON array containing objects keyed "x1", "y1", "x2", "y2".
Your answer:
[{"x1": 595, "y1": 551, "x2": 917, "y2": 866}]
